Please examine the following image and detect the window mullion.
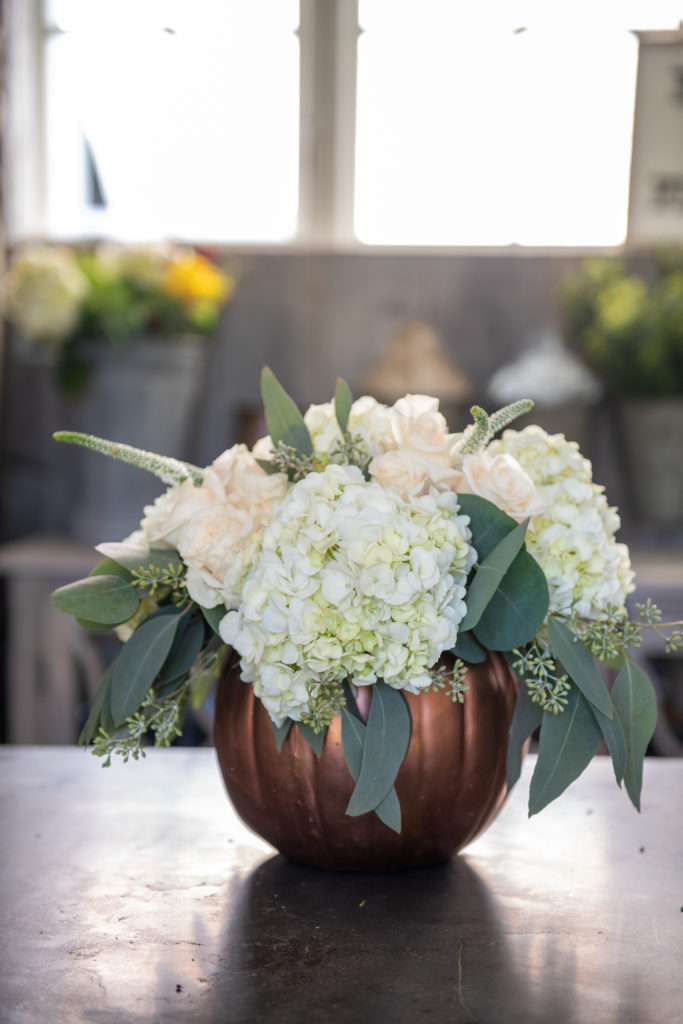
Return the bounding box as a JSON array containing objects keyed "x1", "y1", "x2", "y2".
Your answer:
[{"x1": 297, "y1": 0, "x2": 359, "y2": 246}]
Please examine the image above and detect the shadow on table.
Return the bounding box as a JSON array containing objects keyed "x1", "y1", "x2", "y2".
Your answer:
[{"x1": 200, "y1": 851, "x2": 578, "y2": 1024}]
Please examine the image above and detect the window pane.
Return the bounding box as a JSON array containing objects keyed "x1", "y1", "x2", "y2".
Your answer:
[
  {"x1": 355, "y1": 0, "x2": 683, "y2": 246},
  {"x1": 44, "y1": 1, "x2": 300, "y2": 243}
]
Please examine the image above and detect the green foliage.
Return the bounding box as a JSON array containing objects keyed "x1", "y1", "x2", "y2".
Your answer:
[
  {"x1": 300, "y1": 680, "x2": 347, "y2": 733},
  {"x1": 50, "y1": 574, "x2": 139, "y2": 626},
  {"x1": 529, "y1": 685, "x2": 604, "y2": 815},
  {"x1": 513, "y1": 643, "x2": 570, "y2": 714},
  {"x1": 130, "y1": 562, "x2": 187, "y2": 601},
  {"x1": 79, "y1": 662, "x2": 116, "y2": 746},
  {"x1": 109, "y1": 609, "x2": 186, "y2": 724},
  {"x1": 612, "y1": 661, "x2": 658, "y2": 810},
  {"x1": 345, "y1": 682, "x2": 412, "y2": 821},
  {"x1": 296, "y1": 721, "x2": 326, "y2": 758},
  {"x1": 560, "y1": 251, "x2": 683, "y2": 396},
  {"x1": 547, "y1": 618, "x2": 614, "y2": 718},
  {"x1": 341, "y1": 706, "x2": 402, "y2": 832},
  {"x1": 260, "y1": 366, "x2": 314, "y2": 457},
  {"x1": 92, "y1": 686, "x2": 188, "y2": 766},
  {"x1": 459, "y1": 399, "x2": 535, "y2": 455},
  {"x1": 573, "y1": 600, "x2": 683, "y2": 660},
  {"x1": 505, "y1": 683, "x2": 544, "y2": 790},
  {"x1": 451, "y1": 631, "x2": 486, "y2": 663},
  {"x1": 456, "y1": 494, "x2": 550, "y2": 651},
  {"x1": 53, "y1": 431, "x2": 203, "y2": 486},
  {"x1": 334, "y1": 377, "x2": 353, "y2": 435},
  {"x1": 427, "y1": 660, "x2": 469, "y2": 703},
  {"x1": 460, "y1": 517, "x2": 530, "y2": 631},
  {"x1": 271, "y1": 719, "x2": 293, "y2": 753},
  {"x1": 199, "y1": 603, "x2": 228, "y2": 636}
]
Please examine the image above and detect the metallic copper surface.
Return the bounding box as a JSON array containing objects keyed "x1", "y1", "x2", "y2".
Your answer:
[{"x1": 213, "y1": 653, "x2": 519, "y2": 871}]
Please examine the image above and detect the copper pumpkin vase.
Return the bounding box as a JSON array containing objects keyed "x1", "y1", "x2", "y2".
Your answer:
[{"x1": 213, "y1": 652, "x2": 519, "y2": 872}]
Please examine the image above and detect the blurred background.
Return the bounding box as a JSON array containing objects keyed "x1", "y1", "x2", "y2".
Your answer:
[{"x1": 0, "y1": 0, "x2": 682, "y2": 747}]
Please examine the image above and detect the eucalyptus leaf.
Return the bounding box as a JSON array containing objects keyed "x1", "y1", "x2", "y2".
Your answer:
[
  {"x1": 200, "y1": 603, "x2": 228, "y2": 636},
  {"x1": 460, "y1": 518, "x2": 529, "y2": 631},
  {"x1": 159, "y1": 619, "x2": 205, "y2": 684},
  {"x1": 110, "y1": 612, "x2": 183, "y2": 725},
  {"x1": 89, "y1": 557, "x2": 134, "y2": 582},
  {"x1": 473, "y1": 551, "x2": 549, "y2": 651},
  {"x1": 78, "y1": 662, "x2": 115, "y2": 745},
  {"x1": 260, "y1": 366, "x2": 314, "y2": 457},
  {"x1": 341, "y1": 680, "x2": 363, "y2": 721},
  {"x1": 271, "y1": 719, "x2": 293, "y2": 753},
  {"x1": 611, "y1": 660, "x2": 658, "y2": 810},
  {"x1": 341, "y1": 708, "x2": 402, "y2": 832},
  {"x1": 341, "y1": 707, "x2": 366, "y2": 777},
  {"x1": 452, "y1": 631, "x2": 486, "y2": 664},
  {"x1": 334, "y1": 378, "x2": 353, "y2": 435},
  {"x1": 256, "y1": 458, "x2": 282, "y2": 476},
  {"x1": 75, "y1": 616, "x2": 119, "y2": 632},
  {"x1": 456, "y1": 493, "x2": 519, "y2": 560},
  {"x1": 50, "y1": 574, "x2": 140, "y2": 626},
  {"x1": 96, "y1": 543, "x2": 182, "y2": 576},
  {"x1": 591, "y1": 697, "x2": 627, "y2": 786},
  {"x1": 528, "y1": 685, "x2": 603, "y2": 816},
  {"x1": 505, "y1": 683, "x2": 543, "y2": 790},
  {"x1": 296, "y1": 721, "x2": 326, "y2": 758},
  {"x1": 346, "y1": 683, "x2": 412, "y2": 818},
  {"x1": 547, "y1": 618, "x2": 614, "y2": 719}
]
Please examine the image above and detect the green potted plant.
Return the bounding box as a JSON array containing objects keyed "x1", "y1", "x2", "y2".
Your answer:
[
  {"x1": 560, "y1": 251, "x2": 683, "y2": 526},
  {"x1": 2, "y1": 242, "x2": 235, "y2": 541},
  {"x1": 3, "y1": 241, "x2": 235, "y2": 393},
  {"x1": 48, "y1": 369, "x2": 682, "y2": 871}
]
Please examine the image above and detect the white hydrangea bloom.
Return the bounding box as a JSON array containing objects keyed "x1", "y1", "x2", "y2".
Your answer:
[
  {"x1": 5, "y1": 246, "x2": 89, "y2": 344},
  {"x1": 304, "y1": 396, "x2": 394, "y2": 457},
  {"x1": 220, "y1": 463, "x2": 476, "y2": 725},
  {"x1": 140, "y1": 444, "x2": 288, "y2": 608},
  {"x1": 489, "y1": 426, "x2": 634, "y2": 620}
]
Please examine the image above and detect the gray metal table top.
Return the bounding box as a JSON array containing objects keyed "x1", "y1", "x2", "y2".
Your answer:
[{"x1": 1, "y1": 746, "x2": 681, "y2": 1024}]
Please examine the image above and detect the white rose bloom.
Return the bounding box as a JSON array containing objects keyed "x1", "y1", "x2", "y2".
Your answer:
[
  {"x1": 457, "y1": 451, "x2": 547, "y2": 522},
  {"x1": 225, "y1": 463, "x2": 476, "y2": 726},
  {"x1": 490, "y1": 426, "x2": 634, "y2": 619},
  {"x1": 369, "y1": 447, "x2": 461, "y2": 497},
  {"x1": 139, "y1": 444, "x2": 288, "y2": 608},
  {"x1": 391, "y1": 394, "x2": 457, "y2": 460}
]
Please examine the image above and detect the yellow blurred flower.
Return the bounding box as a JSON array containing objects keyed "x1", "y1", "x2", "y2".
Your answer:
[{"x1": 164, "y1": 252, "x2": 234, "y2": 310}]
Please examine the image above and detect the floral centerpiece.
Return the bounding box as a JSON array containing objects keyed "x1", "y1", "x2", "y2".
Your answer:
[
  {"x1": 50, "y1": 368, "x2": 681, "y2": 859},
  {"x1": 3, "y1": 241, "x2": 235, "y2": 393}
]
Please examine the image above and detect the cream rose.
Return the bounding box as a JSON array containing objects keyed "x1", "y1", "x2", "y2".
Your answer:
[
  {"x1": 458, "y1": 451, "x2": 547, "y2": 522},
  {"x1": 141, "y1": 471, "x2": 224, "y2": 548},
  {"x1": 369, "y1": 447, "x2": 461, "y2": 498},
  {"x1": 391, "y1": 395, "x2": 458, "y2": 464}
]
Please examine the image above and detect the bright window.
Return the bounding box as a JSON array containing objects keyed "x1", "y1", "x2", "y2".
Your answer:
[
  {"x1": 354, "y1": 0, "x2": 683, "y2": 246},
  {"x1": 13, "y1": 1, "x2": 683, "y2": 247},
  {"x1": 43, "y1": 0, "x2": 300, "y2": 243}
]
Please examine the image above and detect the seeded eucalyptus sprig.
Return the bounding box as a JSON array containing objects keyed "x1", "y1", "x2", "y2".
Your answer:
[
  {"x1": 428, "y1": 660, "x2": 469, "y2": 703},
  {"x1": 300, "y1": 680, "x2": 347, "y2": 733},
  {"x1": 513, "y1": 642, "x2": 571, "y2": 715},
  {"x1": 92, "y1": 684, "x2": 188, "y2": 766},
  {"x1": 569, "y1": 600, "x2": 683, "y2": 661}
]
